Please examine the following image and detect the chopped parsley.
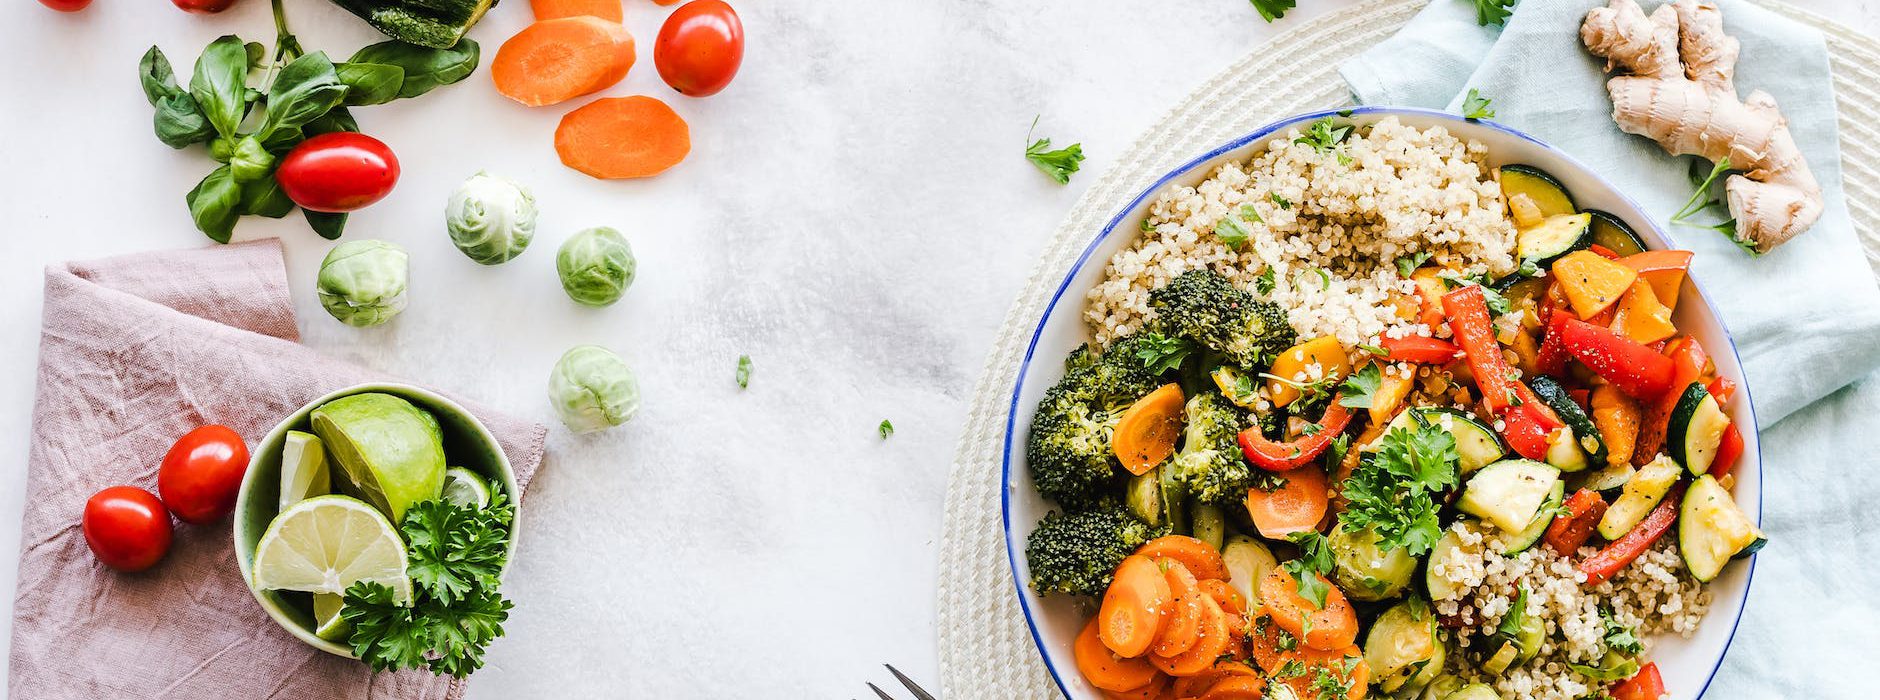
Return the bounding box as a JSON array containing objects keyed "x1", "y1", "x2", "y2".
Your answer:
[
  {"x1": 1250, "y1": 0, "x2": 1298, "y2": 23},
  {"x1": 1280, "y1": 530, "x2": 1335, "y2": 609},
  {"x1": 1497, "y1": 585, "x2": 1531, "y2": 639},
  {"x1": 1338, "y1": 419, "x2": 1459, "y2": 556},
  {"x1": 1023, "y1": 116, "x2": 1085, "y2": 184},
  {"x1": 1294, "y1": 117, "x2": 1352, "y2": 155},
  {"x1": 1134, "y1": 332, "x2": 1195, "y2": 374},
  {"x1": 1216, "y1": 214, "x2": 1252, "y2": 249},
  {"x1": 878, "y1": 419, "x2": 895, "y2": 439},
  {"x1": 1395, "y1": 251, "x2": 1433, "y2": 278},
  {"x1": 1272, "y1": 192, "x2": 1294, "y2": 209},
  {"x1": 1255, "y1": 268, "x2": 1278, "y2": 296},
  {"x1": 1140, "y1": 219, "x2": 1155, "y2": 233},
  {"x1": 1462, "y1": 88, "x2": 1496, "y2": 120},
  {"x1": 736, "y1": 354, "x2": 752, "y2": 389},
  {"x1": 1473, "y1": 0, "x2": 1517, "y2": 26},
  {"x1": 1336, "y1": 362, "x2": 1382, "y2": 410},
  {"x1": 1601, "y1": 608, "x2": 1643, "y2": 656},
  {"x1": 342, "y1": 496, "x2": 517, "y2": 677}
]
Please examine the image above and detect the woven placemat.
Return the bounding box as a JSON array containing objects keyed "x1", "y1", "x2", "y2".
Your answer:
[{"x1": 933, "y1": 0, "x2": 1880, "y2": 697}]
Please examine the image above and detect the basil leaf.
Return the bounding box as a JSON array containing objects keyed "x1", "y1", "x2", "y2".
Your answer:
[
  {"x1": 337, "y1": 62, "x2": 406, "y2": 107},
  {"x1": 138, "y1": 46, "x2": 183, "y2": 105},
  {"x1": 244, "y1": 41, "x2": 266, "y2": 69},
  {"x1": 188, "y1": 36, "x2": 250, "y2": 139},
  {"x1": 347, "y1": 39, "x2": 480, "y2": 99},
  {"x1": 304, "y1": 210, "x2": 347, "y2": 240},
  {"x1": 229, "y1": 136, "x2": 275, "y2": 183},
  {"x1": 306, "y1": 106, "x2": 360, "y2": 136},
  {"x1": 186, "y1": 166, "x2": 243, "y2": 243},
  {"x1": 152, "y1": 94, "x2": 215, "y2": 148},
  {"x1": 259, "y1": 51, "x2": 348, "y2": 149},
  {"x1": 239, "y1": 177, "x2": 295, "y2": 218}
]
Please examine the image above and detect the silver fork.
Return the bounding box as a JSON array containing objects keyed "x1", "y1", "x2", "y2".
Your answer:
[{"x1": 864, "y1": 664, "x2": 937, "y2": 700}]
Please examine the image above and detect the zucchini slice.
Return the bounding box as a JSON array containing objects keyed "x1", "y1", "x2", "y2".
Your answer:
[
  {"x1": 1597, "y1": 455, "x2": 1682, "y2": 540},
  {"x1": 1458, "y1": 459, "x2": 1562, "y2": 533},
  {"x1": 1529, "y1": 376, "x2": 1607, "y2": 464},
  {"x1": 1582, "y1": 460, "x2": 1635, "y2": 492},
  {"x1": 1367, "y1": 407, "x2": 1507, "y2": 475},
  {"x1": 1586, "y1": 210, "x2": 1647, "y2": 256},
  {"x1": 1424, "y1": 525, "x2": 1473, "y2": 602},
  {"x1": 1328, "y1": 522, "x2": 1418, "y2": 601},
  {"x1": 1544, "y1": 426, "x2": 1590, "y2": 473},
  {"x1": 1499, "y1": 165, "x2": 1578, "y2": 220},
  {"x1": 1668, "y1": 382, "x2": 1731, "y2": 475},
  {"x1": 1221, "y1": 535, "x2": 1279, "y2": 608},
  {"x1": 1125, "y1": 468, "x2": 1165, "y2": 527},
  {"x1": 1365, "y1": 600, "x2": 1445, "y2": 694},
  {"x1": 1498, "y1": 480, "x2": 1565, "y2": 554},
  {"x1": 1515, "y1": 213, "x2": 1594, "y2": 265},
  {"x1": 1679, "y1": 474, "x2": 1763, "y2": 582}
]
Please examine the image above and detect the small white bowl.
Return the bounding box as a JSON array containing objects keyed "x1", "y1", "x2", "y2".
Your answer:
[{"x1": 1000, "y1": 107, "x2": 1760, "y2": 700}]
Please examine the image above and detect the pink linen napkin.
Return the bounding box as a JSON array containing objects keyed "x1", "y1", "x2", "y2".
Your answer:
[{"x1": 8, "y1": 239, "x2": 547, "y2": 700}]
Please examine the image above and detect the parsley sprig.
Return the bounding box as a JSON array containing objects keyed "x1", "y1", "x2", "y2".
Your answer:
[
  {"x1": 1250, "y1": 0, "x2": 1297, "y2": 23},
  {"x1": 1024, "y1": 116, "x2": 1085, "y2": 185},
  {"x1": 1461, "y1": 88, "x2": 1496, "y2": 120},
  {"x1": 341, "y1": 495, "x2": 516, "y2": 678},
  {"x1": 1280, "y1": 530, "x2": 1335, "y2": 609},
  {"x1": 1135, "y1": 331, "x2": 1195, "y2": 374},
  {"x1": 1337, "y1": 419, "x2": 1459, "y2": 556},
  {"x1": 1474, "y1": 0, "x2": 1517, "y2": 26}
]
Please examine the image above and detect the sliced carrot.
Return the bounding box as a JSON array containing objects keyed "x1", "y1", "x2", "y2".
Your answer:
[
  {"x1": 1245, "y1": 615, "x2": 1288, "y2": 673},
  {"x1": 530, "y1": 0, "x2": 623, "y2": 21},
  {"x1": 1258, "y1": 567, "x2": 1357, "y2": 651},
  {"x1": 492, "y1": 17, "x2": 636, "y2": 107},
  {"x1": 1151, "y1": 595, "x2": 1231, "y2": 677},
  {"x1": 1243, "y1": 467, "x2": 1329, "y2": 540},
  {"x1": 1150, "y1": 560, "x2": 1203, "y2": 657},
  {"x1": 1076, "y1": 617, "x2": 1161, "y2": 692},
  {"x1": 1219, "y1": 610, "x2": 1250, "y2": 661},
  {"x1": 1170, "y1": 661, "x2": 1259, "y2": 698},
  {"x1": 1198, "y1": 578, "x2": 1245, "y2": 616},
  {"x1": 1100, "y1": 673, "x2": 1170, "y2": 700},
  {"x1": 1112, "y1": 384, "x2": 1185, "y2": 475},
  {"x1": 1135, "y1": 536, "x2": 1228, "y2": 581},
  {"x1": 1100, "y1": 555, "x2": 1172, "y2": 658},
  {"x1": 1198, "y1": 675, "x2": 1267, "y2": 700},
  {"x1": 1269, "y1": 645, "x2": 1368, "y2": 700},
  {"x1": 555, "y1": 95, "x2": 692, "y2": 179}
]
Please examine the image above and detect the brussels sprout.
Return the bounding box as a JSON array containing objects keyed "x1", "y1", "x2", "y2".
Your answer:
[
  {"x1": 548, "y1": 345, "x2": 640, "y2": 432},
  {"x1": 556, "y1": 227, "x2": 636, "y2": 307},
  {"x1": 1328, "y1": 521, "x2": 1418, "y2": 601},
  {"x1": 316, "y1": 240, "x2": 409, "y2": 327},
  {"x1": 445, "y1": 171, "x2": 538, "y2": 265}
]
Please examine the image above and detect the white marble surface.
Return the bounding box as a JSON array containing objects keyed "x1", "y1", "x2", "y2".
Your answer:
[{"x1": 0, "y1": 1, "x2": 1873, "y2": 697}]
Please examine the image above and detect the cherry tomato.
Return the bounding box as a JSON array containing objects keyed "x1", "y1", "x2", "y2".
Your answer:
[
  {"x1": 158, "y1": 425, "x2": 250, "y2": 524},
  {"x1": 83, "y1": 486, "x2": 173, "y2": 572},
  {"x1": 171, "y1": 0, "x2": 236, "y2": 12},
  {"x1": 276, "y1": 132, "x2": 400, "y2": 213},
  {"x1": 655, "y1": 0, "x2": 745, "y2": 97},
  {"x1": 39, "y1": 0, "x2": 93, "y2": 11}
]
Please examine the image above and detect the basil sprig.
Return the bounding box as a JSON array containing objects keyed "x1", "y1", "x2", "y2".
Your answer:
[{"x1": 138, "y1": 0, "x2": 479, "y2": 243}]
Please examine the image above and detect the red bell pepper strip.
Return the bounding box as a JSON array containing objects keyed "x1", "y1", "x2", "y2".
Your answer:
[
  {"x1": 1501, "y1": 402, "x2": 1558, "y2": 461},
  {"x1": 1635, "y1": 337, "x2": 1712, "y2": 465},
  {"x1": 1378, "y1": 335, "x2": 1461, "y2": 364},
  {"x1": 1442, "y1": 285, "x2": 1522, "y2": 414},
  {"x1": 1588, "y1": 243, "x2": 1622, "y2": 260},
  {"x1": 1544, "y1": 489, "x2": 1610, "y2": 555},
  {"x1": 1238, "y1": 397, "x2": 1353, "y2": 472},
  {"x1": 1579, "y1": 482, "x2": 1687, "y2": 584},
  {"x1": 1535, "y1": 309, "x2": 1572, "y2": 377},
  {"x1": 1708, "y1": 375, "x2": 1738, "y2": 405},
  {"x1": 1709, "y1": 423, "x2": 1745, "y2": 477},
  {"x1": 1611, "y1": 662, "x2": 1666, "y2": 700},
  {"x1": 1559, "y1": 318, "x2": 1675, "y2": 401}
]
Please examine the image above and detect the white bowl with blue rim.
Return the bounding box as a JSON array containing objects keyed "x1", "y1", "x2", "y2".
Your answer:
[{"x1": 1000, "y1": 106, "x2": 1759, "y2": 700}]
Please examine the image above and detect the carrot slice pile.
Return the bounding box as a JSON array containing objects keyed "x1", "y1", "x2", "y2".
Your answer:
[
  {"x1": 1150, "y1": 560, "x2": 1203, "y2": 657},
  {"x1": 1149, "y1": 595, "x2": 1231, "y2": 676},
  {"x1": 1098, "y1": 555, "x2": 1172, "y2": 658},
  {"x1": 1134, "y1": 536, "x2": 1228, "y2": 581},
  {"x1": 493, "y1": 17, "x2": 636, "y2": 107},
  {"x1": 555, "y1": 96, "x2": 692, "y2": 179},
  {"x1": 1268, "y1": 644, "x2": 1368, "y2": 700},
  {"x1": 1258, "y1": 567, "x2": 1358, "y2": 651},
  {"x1": 1074, "y1": 618, "x2": 1160, "y2": 693},
  {"x1": 1112, "y1": 384, "x2": 1185, "y2": 476},
  {"x1": 1243, "y1": 467, "x2": 1329, "y2": 539},
  {"x1": 530, "y1": 0, "x2": 623, "y2": 21}
]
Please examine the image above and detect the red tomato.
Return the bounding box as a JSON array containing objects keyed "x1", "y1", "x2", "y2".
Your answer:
[
  {"x1": 171, "y1": 0, "x2": 236, "y2": 12},
  {"x1": 158, "y1": 425, "x2": 250, "y2": 524},
  {"x1": 83, "y1": 487, "x2": 173, "y2": 572},
  {"x1": 276, "y1": 133, "x2": 400, "y2": 213},
  {"x1": 39, "y1": 0, "x2": 92, "y2": 11},
  {"x1": 655, "y1": 0, "x2": 745, "y2": 97}
]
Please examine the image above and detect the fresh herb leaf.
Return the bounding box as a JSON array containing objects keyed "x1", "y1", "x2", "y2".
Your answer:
[
  {"x1": 1337, "y1": 363, "x2": 1382, "y2": 409},
  {"x1": 1240, "y1": 203, "x2": 1265, "y2": 224},
  {"x1": 186, "y1": 166, "x2": 244, "y2": 244},
  {"x1": 304, "y1": 210, "x2": 347, "y2": 240},
  {"x1": 344, "y1": 495, "x2": 516, "y2": 678},
  {"x1": 1601, "y1": 608, "x2": 1643, "y2": 656},
  {"x1": 1249, "y1": 0, "x2": 1297, "y2": 23},
  {"x1": 1282, "y1": 559, "x2": 1330, "y2": 610},
  {"x1": 1473, "y1": 0, "x2": 1518, "y2": 26},
  {"x1": 257, "y1": 51, "x2": 348, "y2": 150},
  {"x1": 1497, "y1": 586, "x2": 1530, "y2": 639},
  {"x1": 1260, "y1": 371, "x2": 1340, "y2": 406},
  {"x1": 1215, "y1": 215, "x2": 1251, "y2": 250},
  {"x1": 1294, "y1": 117, "x2": 1351, "y2": 155},
  {"x1": 879, "y1": 419, "x2": 895, "y2": 439},
  {"x1": 1396, "y1": 251, "x2": 1432, "y2": 278},
  {"x1": 1323, "y1": 434, "x2": 1349, "y2": 471},
  {"x1": 1462, "y1": 88, "x2": 1496, "y2": 120},
  {"x1": 1255, "y1": 268, "x2": 1277, "y2": 296},
  {"x1": 1140, "y1": 219, "x2": 1155, "y2": 233},
  {"x1": 1338, "y1": 420, "x2": 1459, "y2": 556},
  {"x1": 1276, "y1": 659, "x2": 1308, "y2": 678},
  {"x1": 736, "y1": 355, "x2": 752, "y2": 389},
  {"x1": 403, "y1": 497, "x2": 514, "y2": 604},
  {"x1": 1287, "y1": 530, "x2": 1335, "y2": 575},
  {"x1": 1271, "y1": 192, "x2": 1294, "y2": 209},
  {"x1": 1673, "y1": 156, "x2": 1733, "y2": 222},
  {"x1": 1309, "y1": 665, "x2": 1355, "y2": 700},
  {"x1": 347, "y1": 39, "x2": 481, "y2": 100},
  {"x1": 336, "y1": 61, "x2": 406, "y2": 106},
  {"x1": 1135, "y1": 332, "x2": 1195, "y2": 374},
  {"x1": 1024, "y1": 116, "x2": 1084, "y2": 185},
  {"x1": 188, "y1": 35, "x2": 251, "y2": 139}
]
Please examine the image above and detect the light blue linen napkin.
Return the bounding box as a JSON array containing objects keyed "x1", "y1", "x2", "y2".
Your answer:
[{"x1": 1342, "y1": 1, "x2": 1880, "y2": 697}]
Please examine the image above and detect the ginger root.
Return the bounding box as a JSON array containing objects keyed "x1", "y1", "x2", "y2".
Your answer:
[{"x1": 1581, "y1": 0, "x2": 1821, "y2": 253}]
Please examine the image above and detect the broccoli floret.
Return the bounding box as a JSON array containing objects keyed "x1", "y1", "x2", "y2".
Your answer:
[
  {"x1": 1170, "y1": 392, "x2": 1255, "y2": 506},
  {"x1": 1149, "y1": 269, "x2": 1296, "y2": 368},
  {"x1": 1025, "y1": 504, "x2": 1163, "y2": 597},
  {"x1": 1026, "y1": 339, "x2": 1162, "y2": 509}
]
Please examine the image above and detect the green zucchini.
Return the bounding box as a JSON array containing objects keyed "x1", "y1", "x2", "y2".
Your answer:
[
  {"x1": 1529, "y1": 376, "x2": 1606, "y2": 464},
  {"x1": 1515, "y1": 213, "x2": 1594, "y2": 265},
  {"x1": 1586, "y1": 210, "x2": 1648, "y2": 256},
  {"x1": 1443, "y1": 683, "x2": 1501, "y2": 700},
  {"x1": 1364, "y1": 600, "x2": 1445, "y2": 694},
  {"x1": 1597, "y1": 455, "x2": 1682, "y2": 540},
  {"x1": 1458, "y1": 459, "x2": 1561, "y2": 533},
  {"x1": 1328, "y1": 522, "x2": 1417, "y2": 601},
  {"x1": 1126, "y1": 469, "x2": 1165, "y2": 527},
  {"x1": 1499, "y1": 165, "x2": 1577, "y2": 220},
  {"x1": 1221, "y1": 535, "x2": 1279, "y2": 609},
  {"x1": 1368, "y1": 407, "x2": 1507, "y2": 475},
  {"x1": 329, "y1": 0, "x2": 496, "y2": 48},
  {"x1": 1668, "y1": 382, "x2": 1731, "y2": 475},
  {"x1": 1679, "y1": 474, "x2": 1763, "y2": 582},
  {"x1": 1544, "y1": 426, "x2": 1589, "y2": 473},
  {"x1": 1424, "y1": 525, "x2": 1471, "y2": 603},
  {"x1": 1582, "y1": 460, "x2": 1636, "y2": 492},
  {"x1": 1498, "y1": 480, "x2": 1565, "y2": 555}
]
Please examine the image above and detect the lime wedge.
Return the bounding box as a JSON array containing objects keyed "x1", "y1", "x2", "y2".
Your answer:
[
  {"x1": 278, "y1": 430, "x2": 332, "y2": 513},
  {"x1": 313, "y1": 593, "x2": 351, "y2": 642},
  {"x1": 253, "y1": 495, "x2": 411, "y2": 603},
  {"x1": 441, "y1": 467, "x2": 491, "y2": 508},
  {"x1": 310, "y1": 393, "x2": 446, "y2": 522}
]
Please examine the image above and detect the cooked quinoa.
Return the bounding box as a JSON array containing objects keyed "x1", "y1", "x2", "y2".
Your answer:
[
  {"x1": 1085, "y1": 116, "x2": 1519, "y2": 348},
  {"x1": 1430, "y1": 521, "x2": 1710, "y2": 700}
]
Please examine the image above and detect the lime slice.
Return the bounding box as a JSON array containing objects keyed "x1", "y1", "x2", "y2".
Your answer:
[
  {"x1": 253, "y1": 495, "x2": 411, "y2": 603},
  {"x1": 278, "y1": 430, "x2": 332, "y2": 513},
  {"x1": 310, "y1": 393, "x2": 446, "y2": 522},
  {"x1": 441, "y1": 467, "x2": 491, "y2": 508},
  {"x1": 313, "y1": 593, "x2": 351, "y2": 642}
]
